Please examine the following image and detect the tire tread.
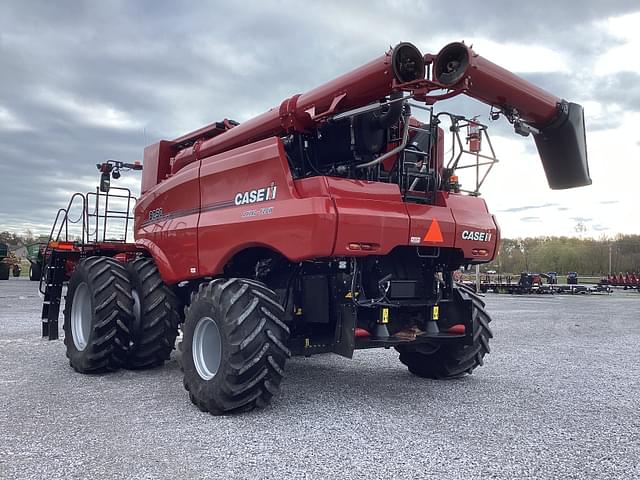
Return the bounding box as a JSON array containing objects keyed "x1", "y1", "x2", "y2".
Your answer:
[
  {"x1": 125, "y1": 258, "x2": 181, "y2": 369},
  {"x1": 397, "y1": 282, "x2": 493, "y2": 379},
  {"x1": 183, "y1": 278, "x2": 289, "y2": 415},
  {"x1": 63, "y1": 256, "x2": 133, "y2": 373}
]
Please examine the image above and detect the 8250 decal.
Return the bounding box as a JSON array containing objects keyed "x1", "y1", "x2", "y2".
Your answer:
[{"x1": 148, "y1": 208, "x2": 164, "y2": 221}]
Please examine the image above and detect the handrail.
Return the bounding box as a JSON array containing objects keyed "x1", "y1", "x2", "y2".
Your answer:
[
  {"x1": 86, "y1": 186, "x2": 137, "y2": 242},
  {"x1": 39, "y1": 186, "x2": 137, "y2": 294},
  {"x1": 39, "y1": 193, "x2": 87, "y2": 294}
]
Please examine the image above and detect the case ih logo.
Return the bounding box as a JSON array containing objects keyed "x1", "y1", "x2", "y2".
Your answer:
[
  {"x1": 461, "y1": 230, "x2": 492, "y2": 242},
  {"x1": 234, "y1": 184, "x2": 277, "y2": 206}
]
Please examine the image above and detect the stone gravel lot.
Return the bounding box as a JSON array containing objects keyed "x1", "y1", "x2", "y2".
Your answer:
[{"x1": 0, "y1": 277, "x2": 639, "y2": 479}]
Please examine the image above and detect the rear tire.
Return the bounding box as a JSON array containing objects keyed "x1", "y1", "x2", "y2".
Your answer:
[
  {"x1": 63, "y1": 257, "x2": 133, "y2": 373},
  {"x1": 125, "y1": 258, "x2": 181, "y2": 369},
  {"x1": 396, "y1": 283, "x2": 493, "y2": 379},
  {"x1": 29, "y1": 262, "x2": 42, "y2": 281},
  {"x1": 182, "y1": 278, "x2": 290, "y2": 415}
]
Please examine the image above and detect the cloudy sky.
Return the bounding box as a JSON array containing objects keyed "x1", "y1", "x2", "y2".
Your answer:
[{"x1": 1, "y1": 0, "x2": 639, "y2": 239}]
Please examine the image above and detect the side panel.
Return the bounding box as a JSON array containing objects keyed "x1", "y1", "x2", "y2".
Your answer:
[
  {"x1": 406, "y1": 192, "x2": 498, "y2": 261},
  {"x1": 198, "y1": 138, "x2": 337, "y2": 276},
  {"x1": 405, "y1": 203, "x2": 457, "y2": 249},
  {"x1": 135, "y1": 161, "x2": 200, "y2": 283},
  {"x1": 447, "y1": 194, "x2": 500, "y2": 261},
  {"x1": 325, "y1": 179, "x2": 409, "y2": 256}
]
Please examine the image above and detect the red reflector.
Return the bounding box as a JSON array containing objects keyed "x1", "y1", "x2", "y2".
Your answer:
[
  {"x1": 448, "y1": 324, "x2": 465, "y2": 334},
  {"x1": 348, "y1": 243, "x2": 362, "y2": 251},
  {"x1": 355, "y1": 328, "x2": 371, "y2": 338},
  {"x1": 48, "y1": 241, "x2": 75, "y2": 251},
  {"x1": 113, "y1": 253, "x2": 128, "y2": 263}
]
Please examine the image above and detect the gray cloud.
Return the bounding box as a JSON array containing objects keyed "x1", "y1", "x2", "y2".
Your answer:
[
  {"x1": 571, "y1": 217, "x2": 593, "y2": 222},
  {"x1": 520, "y1": 216, "x2": 541, "y2": 222},
  {"x1": 0, "y1": 0, "x2": 638, "y2": 234},
  {"x1": 600, "y1": 200, "x2": 620, "y2": 205},
  {"x1": 499, "y1": 203, "x2": 558, "y2": 213},
  {"x1": 595, "y1": 72, "x2": 640, "y2": 112}
]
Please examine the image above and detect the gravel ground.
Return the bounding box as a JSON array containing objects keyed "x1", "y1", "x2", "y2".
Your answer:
[{"x1": 0, "y1": 277, "x2": 639, "y2": 479}]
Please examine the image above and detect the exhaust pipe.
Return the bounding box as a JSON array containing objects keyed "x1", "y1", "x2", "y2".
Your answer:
[{"x1": 434, "y1": 42, "x2": 591, "y2": 189}]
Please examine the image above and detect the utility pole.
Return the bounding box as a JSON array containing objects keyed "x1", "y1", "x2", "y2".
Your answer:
[
  {"x1": 475, "y1": 264, "x2": 481, "y2": 293},
  {"x1": 609, "y1": 244, "x2": 612, "y2": 276}
]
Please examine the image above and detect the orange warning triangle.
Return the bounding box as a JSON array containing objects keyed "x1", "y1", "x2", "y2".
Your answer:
[{"x1": 423, "y1": 218, "x2": 444, "y2": 243}]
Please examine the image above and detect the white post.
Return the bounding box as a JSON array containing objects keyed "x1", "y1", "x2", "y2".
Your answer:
[{"x1": 475, "y1": 264, "x2": 481, "y2": 293}]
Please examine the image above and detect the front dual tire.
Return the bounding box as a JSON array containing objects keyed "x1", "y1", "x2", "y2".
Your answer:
[
  {"x1": 125, "y1": 258, "x2": 181, "y2": 369},
  {"x1": 63, "y1": 256, "x2": 180, "y2": 373},
  {"x1": 63, "y1": 257, "x2": 132, "y2": 372}
]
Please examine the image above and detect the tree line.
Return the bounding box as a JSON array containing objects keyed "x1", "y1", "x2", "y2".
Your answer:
[
  {"x1": 0, "y1": 230, "x2": 49, "y2": 249},
  {"x1": 486, "y1": 235, "x2": 640, "y2": 276}
]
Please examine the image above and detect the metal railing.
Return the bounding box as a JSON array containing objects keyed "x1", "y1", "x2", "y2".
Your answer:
[
  {"x1": 440, "y1": 113, "x2": 499, "y2": 196},
  {"x1": 86, "y1": 187, "x2": 136, "y2": 243},
  {"x1": 331, "y1": 97, "x2": 500, "y2": 201},
  {"x1": 39, "y1": 187, "x2": 137, "y2": 294}
]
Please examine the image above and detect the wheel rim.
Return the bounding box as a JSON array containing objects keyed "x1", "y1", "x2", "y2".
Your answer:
[
  {"x1": 71, "y1": 282, "x2": 93, "y2": 351},
  {"x1": 192, "y1": 316, "x2": 222, "y2": 380}
]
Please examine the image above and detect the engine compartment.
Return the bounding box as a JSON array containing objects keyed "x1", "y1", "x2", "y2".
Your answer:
[{"x1": 283, "y1": 97, "x2": 444, "y2": 204}]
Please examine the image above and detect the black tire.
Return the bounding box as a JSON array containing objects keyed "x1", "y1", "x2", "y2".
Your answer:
[
  {"x1": 63, "y1": 256, "x2": 134, "y2": 373},
  {"x1": 0, "y1": 263, "x2": 9, "y2": 280},
  {"x1": 182, "y1": 278, "x2": 290, "y2": 415},
  {"x1": 29, "y1": 262, "x2": 42, "y2": 281},
  {"x1": 396, "y1": 283, "x2": 493, "y2": 379},
  {"x1": 125, "y1": 257, "x2": 181, "y2": 369}
]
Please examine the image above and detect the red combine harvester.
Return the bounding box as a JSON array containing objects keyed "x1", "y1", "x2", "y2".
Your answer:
[{"x1": 40, "y1": 42, "x2": 590, "y2": 414}]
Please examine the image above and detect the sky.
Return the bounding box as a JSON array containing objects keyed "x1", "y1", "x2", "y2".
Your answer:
[{"x1": 1, "y1": 0, "x2": 639, "y2": 239}]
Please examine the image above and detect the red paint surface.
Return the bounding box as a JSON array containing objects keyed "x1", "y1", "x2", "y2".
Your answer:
[
  {"x1": 135, "y1": 161, "x2": 200, "y2": 282},
  {"x1": 434, "y1": 42, "x2": 561, "y2": 126}
]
